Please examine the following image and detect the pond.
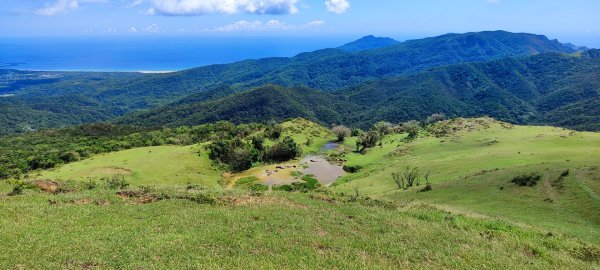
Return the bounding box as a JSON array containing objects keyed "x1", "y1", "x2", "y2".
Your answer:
[{"x1": 242, "y1": 142, "x2": 346, "y2": 187}]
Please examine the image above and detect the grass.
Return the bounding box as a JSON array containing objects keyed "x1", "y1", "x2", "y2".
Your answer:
[
  {"x1": 3, "y1": 117, "x2": 600, "y2": 268},
  {"x1": 333, "y1": 118, "x2": 600, "y2": 243},
  {"x1": 35, "y1": 144, "x2": 222, "y2": 188},
  {"x1": 0, "y1": 182, "x2": 598, "y2": 269}
]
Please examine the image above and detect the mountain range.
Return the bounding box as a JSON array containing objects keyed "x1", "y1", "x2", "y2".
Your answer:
[{"x1": 1, "y1": 30, "x2": 598, "y2": 134}]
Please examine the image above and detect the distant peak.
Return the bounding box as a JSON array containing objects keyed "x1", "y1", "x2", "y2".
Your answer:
[{"x1": 337, "y1": 35, "x2": 400, "y2": 52}]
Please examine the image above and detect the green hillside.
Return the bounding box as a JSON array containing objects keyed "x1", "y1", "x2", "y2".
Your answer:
[
  {"x1": 1, "y1": 118, "x2": 599, "y2": 268},
  {"x1": 0, "y1": 31, "x2": 580, "y2": 134},
  {"x1": 120, "y1": 50, "x2": 600, "y2": 131},
  {"x1": 332, "y1": 118, "x2": 600, "y2": 243}
]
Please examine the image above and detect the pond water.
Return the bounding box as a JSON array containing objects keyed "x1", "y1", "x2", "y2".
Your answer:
[
  {"x1": 300, "y1": 155, "x2": 345, "y2": 186},
  {"x1": 243, "y1": 142, "x2": 346, "y2": 187}
]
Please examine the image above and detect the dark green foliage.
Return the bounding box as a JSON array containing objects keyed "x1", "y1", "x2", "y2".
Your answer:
[
  {"x1": 0, "y1": 31, "x2": 581, "y2": 135},
  {"x1": 251, "y1": 136, "x2": 265, "y2": 151},
  {"x1": 343, "y1": 165, "x2": 362, "y2": 173},
  {"x1": 511, "y1": 173, "x2": 542, "y2": 187},
  {"x1": 0, "y1": 121, "x2": 264, "y2": 179},
  {"x1": 560, "y1": 169, "x2": 570, "y2": 178},
  {"x1": 7, "y1": 181, "x2": 32, "y2": 196},
  {"x1": 265, "y1": 123, "x2": 283, "y2": 140},
  {"x1": 264, "y1": 137, "x2": 301, "y2": 162},
  {"x1": 208, "y1": 139, "x2": 256, "y2": 172}
]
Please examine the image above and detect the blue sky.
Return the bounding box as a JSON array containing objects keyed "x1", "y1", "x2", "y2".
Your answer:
[{"x1": 1, "y1": 0, "x2": 599, "y2": 46}]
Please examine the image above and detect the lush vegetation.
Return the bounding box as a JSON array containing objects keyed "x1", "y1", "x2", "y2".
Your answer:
[
  {"x1": 0, "y1": 31, "x2": 583, "y2": 134},
  {"x1": 120, "y1": 49, "x2": 600, "y2": 131}
]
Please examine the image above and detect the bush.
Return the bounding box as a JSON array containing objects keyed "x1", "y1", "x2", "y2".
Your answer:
[
  {"x1": 103, "y1": 175, "x2": 129, "y2": 190},
  {"x1": 264, "y1": 136, "x2": 300, "y2": 162},
  {"x1": 392, "y1": 166, "x2": 420, "y2": 189},
  {"x1": 425, "y1": 113, "x2": 447, "y2": 124},
  {"x1": 400, "y1": 120, "x2": 421, "y2": 139},
  {"x1": 343, "y1": 165, "x2": 362, "y2": 173},
  {"x1": 372, "y1": 121, "x2": 393, "y2": 136},
  {"x1": 511, "y1": 173, "x2": 542, "y2": 187},
  {"x1": 208, "y1": 139, "x2": 256, "y2": 172},
  {"x1": 356, "y1": 130, "x2": 381, "y2": 153},
  {"x1": 265, "y1": 124, "x2": 283, "y2": 140},
  {"x1": 7, "y1": 181, "x2": 32, "y2": 196},
  {"x1": 332, "y1": 125, "x2": 351, "y2": 142},
  {"x1": 0, "y1": 166, "x2": 9, "y2": 179}
]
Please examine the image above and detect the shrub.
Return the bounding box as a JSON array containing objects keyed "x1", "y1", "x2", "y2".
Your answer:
[
  {"x1": 103, "y1": 175, "x2": 129, "y2": 190},
  {"x1": 343, "y1": 165, "x2": 362, "y2": 173},
  {"x1": 351, "y1": 128, "x2": 362, "y2": 137},
  {"x1": 7, "y1": 181, "x2": 32, "y2": 196},
  {"x1": 372, "y1": 121, "x2": 393, "y2": 136},
  {"x1": 425, "y1": 113, "x2": 447, "y2": 124},
  {"x1": 356, "y1": 130, "x2": 381, "y2": 153},
  {"x1": 331, "y1": 125, "x2": 351, "y2": 142},
  {"x1": 0, "y1": 166, "x2": 9, "y2": 179},
  {"x1": 251, "y1": 136, "x2": 265, "y2": 151},
  {"x1": 59, "y1": 151, "x2": 81, "y2": 163},
  {"x1": 265, "y1": 124, "x2": 283, "y2": 140},
  {"x1": 392, "y1": 166, "x2": 420, "y2": 189},
  {"x1": 511, "y1": 173, "x2": 542, "y2": 187},
  {"x1": 208, "y1": 139, "x2": 256, "y2": 172},
  {"x1": 560, "y1": 169, "x2": 570, "y2": 178},
  {"x1": 264, "y1": 136, "x2": 300, "y2": 162},
  {"x1": 83, "y1": 179, "x2": 97, "y2": 190},
  {"x1": 400, "y1": 120, "x2": 421, "y2": 139}
]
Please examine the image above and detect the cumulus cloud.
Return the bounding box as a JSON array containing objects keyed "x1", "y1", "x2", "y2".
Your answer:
[
  {"x1": 204, "y1": 19, "x2": 325, "y2": 32},
  {"x1": 324, "y1": 0, "x2": 349, "y2": 14},
  {"x1": 147, "y1": 0, "x2": 299, "y2": 16}
]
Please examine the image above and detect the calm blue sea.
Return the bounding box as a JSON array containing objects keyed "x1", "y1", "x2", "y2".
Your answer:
[{"x1": 0, "y1": 36, "x2": 352, "y2": 72}]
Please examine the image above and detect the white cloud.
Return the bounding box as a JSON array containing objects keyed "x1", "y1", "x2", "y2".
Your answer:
[
  {"x1": 36, "y1": 0, "x2": 79, "y2": 16},
  {"x1": 35, "y1": 0, "x2": 108, "y2": 16},
  {"x1": 324, "y1": 0, "x2": 349, "y2": 14},
  {"x1": 147, "y1": 0, "x2": 299, "y2": 16},
  {"x1": 204, "y1": 19, "x2": 325, "y2": 32},
  {"x1": 143, "y1": 23, "x2": 160, "y2": 32}
]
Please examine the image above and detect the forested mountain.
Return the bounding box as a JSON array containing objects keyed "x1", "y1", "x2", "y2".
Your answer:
[
  {"x1": 0, "y1": 31, "x2": 590, "y2": 134},
  {"x1": 336, "y1": 35, "x2": 400, "y2": 51},
  {"x1": 120, "y1": 50, "x2": 600, "y2": 130}
]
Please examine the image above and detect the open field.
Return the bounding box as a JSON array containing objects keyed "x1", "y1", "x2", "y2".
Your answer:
[
  {"x1": 36, "y1": 145, "x2": 222, "y2": 188},
  {"x1": 0, "y1": 184, "x2": 599, "y2": 269},
  {"x1": 2, "y1": 118, "x2": 600, "y2": 268},
  {"x1": 333, "y1": 118, "x2": 600, "y2": 243}
]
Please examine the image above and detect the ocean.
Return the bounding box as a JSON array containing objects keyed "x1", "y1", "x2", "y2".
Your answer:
[{"x1": 0, "y1": 36, "x2": 352, "y2": 72}]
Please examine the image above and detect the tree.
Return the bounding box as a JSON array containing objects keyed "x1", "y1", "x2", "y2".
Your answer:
[
  {"x1": 332, "y1": 125, "x2": 351, "y2": 142},
  {"x1": 266, "y1": 124, "x2": 283, "y2": 140},
  {"x1": 401, "y1": 120, "x2": 421, "y2": 139},
  {"x1": 265, "y1": 136, "x2": 301, "y2": 162},
  {"x1": 356, "y1": 130, "x2": 381, "y2": 153},
  {"x1": 425, "y1": 113, "x2": 447, "y2": 124},
  {"x1": 372, "y1": 121, "x2": 393, "y2": 136}
]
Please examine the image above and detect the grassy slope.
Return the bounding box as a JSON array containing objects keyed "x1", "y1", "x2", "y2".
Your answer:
[
  {"x1": 333, "y1": 118, "x2": 600, "y2": 243},
  {"x1": 35, "y1": 119, "x2": 333, "y2": 188},
  {"x1": 37, "y1": 145, "x2": 222, "y2": 188},
  {"x1": 0, "y1": 186, "x2": 598, "y2": 269}
]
